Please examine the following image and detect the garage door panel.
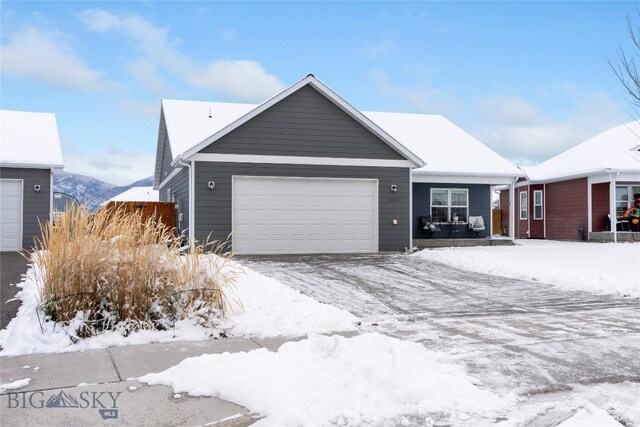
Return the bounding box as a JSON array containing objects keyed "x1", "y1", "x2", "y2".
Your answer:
[
  {"x1": 232, "y1": 176, "x2": 377, "y2": 254},
  {"x1": 0, "y1": 180, "x2": 23, "y2": 251}
]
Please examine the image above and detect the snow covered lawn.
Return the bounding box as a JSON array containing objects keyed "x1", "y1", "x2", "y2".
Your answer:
[
  {"x1": 139, "y1": 333, "x2": 514, "y2": 426},
  {"x1": 0, "y1": 255, "x2": 358, "y2": 356},
  {"x1": 414, "y1": 240, "x2": 640, "y2": 297}
]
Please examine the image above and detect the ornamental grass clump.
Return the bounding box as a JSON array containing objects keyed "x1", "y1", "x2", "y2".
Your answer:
[{"x1": 30, "y1": 204, "x2": 238, "y2": 339}]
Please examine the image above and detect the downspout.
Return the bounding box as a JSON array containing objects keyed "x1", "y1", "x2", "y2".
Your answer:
[
  {"x1": 49, "y1": 168, "x2": 54, "y2": 223},
  {"x1": 177, "y1": 157, "x2": 195, "y2": 249}
]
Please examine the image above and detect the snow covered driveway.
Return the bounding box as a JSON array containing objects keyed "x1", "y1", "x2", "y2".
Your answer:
[{"x1": 240, "y1": 253, "x2": 640, "y2": 424}]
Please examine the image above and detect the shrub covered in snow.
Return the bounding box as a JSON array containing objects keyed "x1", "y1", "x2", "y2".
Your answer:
[{"x1": 30, "y1": 205, "x2": 238, "y2": 339}]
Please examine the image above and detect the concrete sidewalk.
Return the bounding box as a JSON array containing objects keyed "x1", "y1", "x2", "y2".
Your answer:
[{"x1": 0, "y1": 337, "x2": 292, "y2": 426}]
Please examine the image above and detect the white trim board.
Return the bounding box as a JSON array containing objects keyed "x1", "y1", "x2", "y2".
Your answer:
[
  {"x1": 157, "y1": 166, "x2": 184, "y2": 190},
  {"x1": 412, "y1": 173, "x2": 518, "y2": 185},
  {"x1": 188, "y1": 153, "x2": 414, "y2": 168}
]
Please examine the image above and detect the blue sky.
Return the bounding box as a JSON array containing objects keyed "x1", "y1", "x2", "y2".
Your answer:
[{"x1": 1, "y1": 1, "x2": 636, "y2": 184}]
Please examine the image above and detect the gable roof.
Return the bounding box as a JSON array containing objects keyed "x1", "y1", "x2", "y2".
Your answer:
[
  {"x1": 521, "y1": 120, "x2": 640, "y2": 182},
  {"x1": 363, "y1": 112, "x2": 522, "y2": 177},
  {"x1": 0, "y1": 110, "x2": 64, "y2": 168},
  {"x1": 154, "y1": 75, "x2": 424, "y2": 186}
]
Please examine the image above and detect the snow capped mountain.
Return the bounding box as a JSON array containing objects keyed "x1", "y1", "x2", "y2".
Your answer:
[{"x1": 53, "y1": 171, "x2": 153, "y2": 211}]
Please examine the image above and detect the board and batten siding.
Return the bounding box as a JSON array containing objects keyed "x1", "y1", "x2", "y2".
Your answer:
[
  {"x1": 159, "y1": 167, "x2": 189, "y2": 236},
  {"x1": 412, "y1": 183, "x2": 491, "y2": 239},
  {"x1": 193, "y1": 162, "x2": 410, "y2": 252},
  {"x1": 545, "y1": 178, "x2": 588, "y2": 240},
  {"x1": 200, "y1": 85, "x2": 406, "y2": 160},
  {"x1": 0, "y1": 167, "x2": 51, "y2": 250}
]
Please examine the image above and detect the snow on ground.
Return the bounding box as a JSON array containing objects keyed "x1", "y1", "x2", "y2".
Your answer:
[
  {"x1": 0, "y1": 378, "x2": 31, "y2": 393},
  {"x1": 555, "y1": 403, "x2": 624, "y2": 427},
  {"x1": 414, "y1": 240, "x2": 640, "y2": 297},
  {"x1": 139, "y1": 333, "x2": 515, "y2": 426},
  {"x1": 0, "y1": 255, "x2": 358, "y2": 356}
]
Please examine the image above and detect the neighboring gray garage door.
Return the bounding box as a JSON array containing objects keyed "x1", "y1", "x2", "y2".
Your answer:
[
  {"x1": 232, "y1": 176, "x2": 378, "y2": 254},
  {"x1": 0, "y1": 179, "x2": 23, "y2": 251}
]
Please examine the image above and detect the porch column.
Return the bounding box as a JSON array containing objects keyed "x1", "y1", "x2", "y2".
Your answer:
[
  {"x1": 609, "y1": 173, "x2": 617, "y2": 243},
  {"x1": 509, "y1": 180, "x2": 516, "y2": 239}
]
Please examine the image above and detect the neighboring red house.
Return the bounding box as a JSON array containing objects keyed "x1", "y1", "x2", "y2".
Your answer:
[{"x1": 500, "y1": 121, "x2": 640, "y2": 242}]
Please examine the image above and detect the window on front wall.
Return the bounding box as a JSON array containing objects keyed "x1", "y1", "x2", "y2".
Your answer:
[
  {"x1": 520, "y1": 191, "x2": 528, "y2": 220},
  {"x1": 533, "y1": 190, "x2": 543, "y2": 220},
  {"x1": 616, "y1": 185, "x2": 640, "y2": 217},
  {"x1": 430, "y1": 188, "x2": 468, "y2": 222}
]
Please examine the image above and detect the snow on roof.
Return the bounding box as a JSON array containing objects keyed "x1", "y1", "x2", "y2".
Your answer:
[
  {"x1": 160, "y1": 99, "x2": 519, "y2": 178},
  {"x1": 105, "y1": 186, "x2": 159, "y2": 204},
  {"x1": 0, "y1": 110, "x2": 64, "y2": 168},
  {"x1": 363, "y1": 112, "x2": 521, "y2": 177},
  {"x1": 162, "y1": 99, "x2": 256, "y2": 162},
  {"x1": 521, "y1": 121, "x2": 640, "y2": 181}
]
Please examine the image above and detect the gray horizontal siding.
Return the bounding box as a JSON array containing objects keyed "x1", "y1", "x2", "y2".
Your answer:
[
  {"x1": 0, "y1": 167, "x2": 51, "y2": 250},
  {"x1": 194, "y1": 162, "x2": 410, "y2": 252},
  {"x1": 200, "y1": 85, "x2": 405, "y2": 160},
  {"x1": 412, "y1": 183, "x2": 491, "y2": 239},
  {"x1": 159, "y1": 167, "x2": 189, "y2": 238},
  {"x1": 159, "y1": 113, "x2": 173, "y2": 183}
]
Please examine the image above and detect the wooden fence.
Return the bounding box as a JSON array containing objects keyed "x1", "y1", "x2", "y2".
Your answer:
[{"x1": 102, "y1": 201, "x2": 176, "y2": 231}]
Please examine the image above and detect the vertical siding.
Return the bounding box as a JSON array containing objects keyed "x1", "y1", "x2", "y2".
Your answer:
[
  {"x1": 200, "y1": 85, "x2": 405, "y2": 160},
  {"x1": 545, "y1": 178, "x2": 588, "y2": 240},
  {"x1": 0, "y1": 167, "x2": 51, "y2": 250},
  {"x1": 499, "y1": 189, "x2": 510, "y2": 236},
  {"x1": 529, "y1": 184, "x2": 545, "y2": 238},
  {"x1": 591, "y1": 182, "x2": 610, "y2": 232},
  {"x1": 412, "y1": 183, "x2": 491, "y2": 238},
  {"x1": 159, "y1": 167, "x2": 189, "y2": 239},
  {"x1": 194, "y1": 162, "x2": 411, "y2": 252}
]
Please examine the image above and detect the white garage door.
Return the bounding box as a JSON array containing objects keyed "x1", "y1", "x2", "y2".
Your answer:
[
  {"x1": 0, "y1": 179, "x2": 23, "y2": 251},
  {"x1": 232, "y1": 176, "x2": 378, "y2": 254}
]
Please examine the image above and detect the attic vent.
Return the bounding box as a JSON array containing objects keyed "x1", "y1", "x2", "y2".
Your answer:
[{"x1": 208, "y1": 107, "x2": 212, "y2": 119}]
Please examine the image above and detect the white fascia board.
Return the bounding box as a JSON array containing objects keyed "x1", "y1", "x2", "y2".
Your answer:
[
  {"x1": 157, "y1": 166, "x2": 185, "y2": 189},
  {"x1": 187, "y1": 153, "x2": 414, "y2": 168},
  {"x1": 521, "y1": 168, "x2": 640, "y2": 186},
  {"x1": 412, "y1": 173, "x2": 519, "y2": 185},
  {"x1": 177, "y1": 75, "x2": 425, "y2": 168},
  {"x1": 0, "y1": 162, "x2": 64, "y2": 169}
]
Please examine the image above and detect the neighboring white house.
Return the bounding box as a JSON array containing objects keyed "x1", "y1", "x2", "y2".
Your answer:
[{"x1": 0, "y1": 110, "x2": 64, "y2": 251}]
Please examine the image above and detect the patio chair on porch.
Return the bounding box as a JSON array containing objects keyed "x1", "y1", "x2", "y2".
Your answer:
[
  {"x1": 419, "y1": 216, "x2": 440, "y2": 237},
  {"x1": 467, "y1": 216, "x2": 486, "y2": 237},
  {"x1": 607, "y1": 214, "x2": 629, "y2": 232}
]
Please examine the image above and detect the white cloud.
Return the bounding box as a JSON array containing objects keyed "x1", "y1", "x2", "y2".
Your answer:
[
  {"x1": 475, "y1": 89, "x2": 630, "y2": 164},
  {"x1": 1, "y1": 27, "x2": 103, "y2": 92},
  {"x1": 62, "y1": 142, "x2": 155, "y2": 185},
  {"x1": 127, "y1": 59, "x2": 168, "y2": 93},
  {"x1": 77, "y1": 8, "x2": 285, "y2": 102}
]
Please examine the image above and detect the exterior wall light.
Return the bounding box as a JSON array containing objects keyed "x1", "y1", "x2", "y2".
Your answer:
[
  {"x1": 207, "y1": 181, "x2": 215, "y2": 190},
  {"x1": 390, "y1": 185, "x2": 398, "y2": 192},
  {"x1": 34, "y1": 184, "x2": 41, "y2": 192}
]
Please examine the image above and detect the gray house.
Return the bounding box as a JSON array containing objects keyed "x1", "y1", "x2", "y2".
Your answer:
[
  {"x1": 154, "y1": 75, "x2": 423, "y2": 254},
  {"x1": 0, "y1": 110, "x2": 64, "y2": 251}
]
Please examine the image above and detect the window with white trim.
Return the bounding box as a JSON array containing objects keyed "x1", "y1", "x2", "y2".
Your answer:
[
  {"x1": 533, "y1": 190, "x2": 543, "y2": 220},
  {"x1": 520, "y1": 191, "x2": 528, "y2": 220},
  {"x1": 616, "y1": 185, "x2": 640, "y2": 217},
  {"x1": 430, "y1": 188, "x2": 468, "y2": 222}
]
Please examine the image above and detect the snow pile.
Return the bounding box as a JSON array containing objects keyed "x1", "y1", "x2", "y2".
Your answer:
[
  {"x1": 139, "y1": 333, "x2": 514, "y2": 426},
  {"x1": 414, "y1": 240, "x2": 640, "y2": 297},
  {"x1": 226, "y1": 262, "x2": 358, "y2": 338},
  {"x1": 556, "y1": 403, "x2": 624, "y2": 427},
  {"x1": 0, "y1": 378, "x2": 31, "y2": 393},
  {"x1": 0, "y1": 256, "x2": 358, "y2": 356}
]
